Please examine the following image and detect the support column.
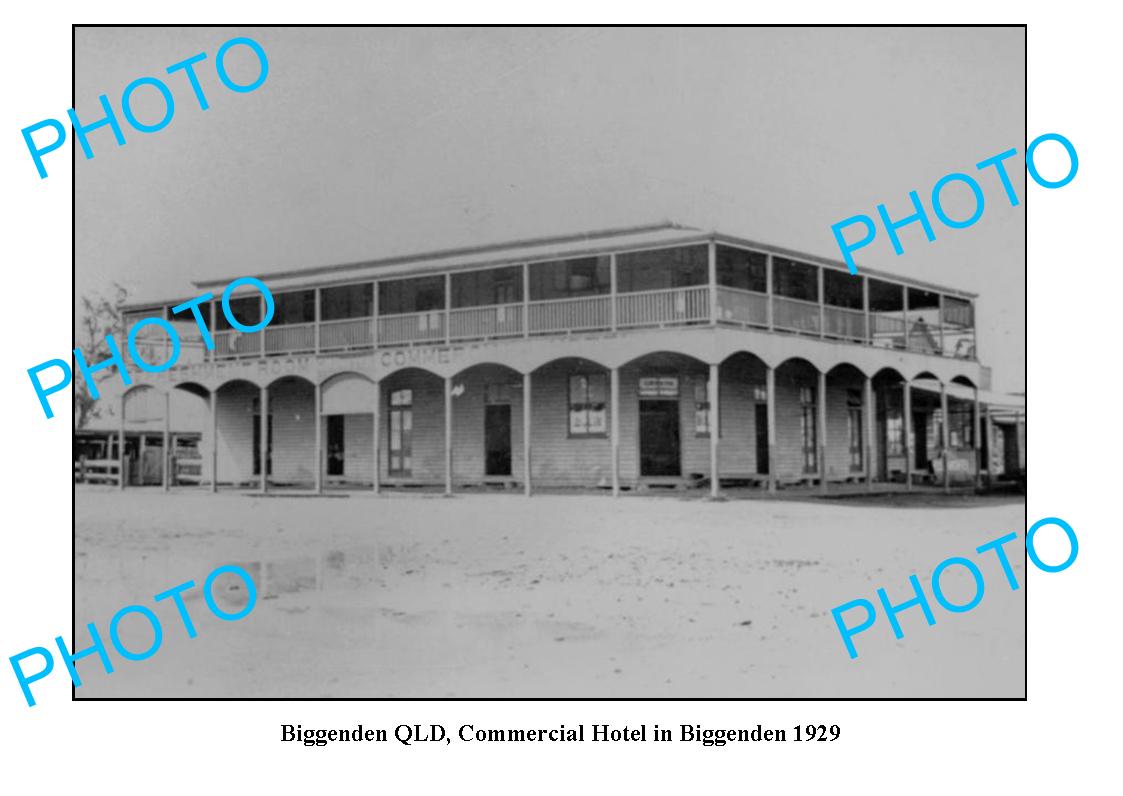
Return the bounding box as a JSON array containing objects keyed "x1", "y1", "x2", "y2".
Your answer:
[
  {"x1": 864, "y1": 375, "x2": 874, "y2": 491},
  {"x1": 940, "y1": 382, "x2": 950, "y2": 493},
  {"x1": 372, "y1": 379, "x2": 381, "y2": 493},
  {"x1": 983, "y1": 403, "x2": 992, "y2": 485},
  {"x1": 707, "y1": 240, "x2": 718, "y2": 325},
  {"x1": 817, "y1": 266, "x2": 825, "y2": 339},
  {"x1": 210, "y1": 390, "x2": 218, "y2": 493},
  {"x1": 903, "y1": 379, "x2": 913, "y2": 491},
  {"x1": 162, "y1": 391, "x2": 171, "y2": 491},
  {"x1": 766, "y1": 366, "x2": 777, "y2": 493},
  {"x1": 817, "y1": 370, "x2": 828, "y2": 494},
  {"x1": 523, "y1": 372, "x2": 532, "y2": 497},
  {"x1": 610, "y1": 367, "x2": 621, "y2": 497},
  {"x1": 973, "y1": 388, "x2": 982, "y2": 490},
  {"x1": 118, "y1": 393, "x2": 126, "y2": 491},
  {"x1": 708, "y1": 363, "x2": 720, "y2": 498},
  {"x1": 444, "y1": 376, "x2": 453, "y2": 496},
  {"x1": 862, "y1": 276, "x2": 870, "y2": 345},
  {"x1": 609, "y1": 254, "x2": 618, "y2": 332},
  {"x1": 765, "y1": 254, "x2": 774, "y2": 332},
  {"x1": 314, "y1": 381, "x2": 323, "y2": 494},
  {"x1": 259, "y1": 385, "x2": 269, "y2": 493}
]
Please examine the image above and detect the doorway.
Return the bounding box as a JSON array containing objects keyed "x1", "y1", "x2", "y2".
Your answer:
[
  {"x1": 913, "y1": 411, "x2": 928, "y2": 472},
  {"x1": 754, "y1": 402, "x2": 769, "y2": 475},
  {"x1": 640, "y1": 399, "x2": 681, "y2": 476},
  {"x1": 485, "y1": 404, "x2": 512, "y2": 476},
  {"x1": 326, "y1": 415, "x2": 345, "y2": 476}
]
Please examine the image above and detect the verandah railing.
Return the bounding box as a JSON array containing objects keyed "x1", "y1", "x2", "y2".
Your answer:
[{"x1": 206, "y1": 285, "x2": 970, "y2": 359}]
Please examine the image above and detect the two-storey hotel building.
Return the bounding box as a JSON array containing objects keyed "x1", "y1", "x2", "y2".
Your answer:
[{"x1": 108, "y1": 222, "x2": 1025, "y2": 495}]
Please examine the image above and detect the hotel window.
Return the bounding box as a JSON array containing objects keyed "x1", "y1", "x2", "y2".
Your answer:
[
  {"x1": 949, "y1": 405, "x2": 974, "y2": 450},
  {"x1": 800, "y1": 386, "x2": 817, "y2": 473},
  {"x1": 886, "y1": 413, "x2": 904, "y2": 457},
  {"x1": 847, "y1": 389, "x2": 863, "y2": 471},
  {"x1": 568, "y1": 374, "x2": 607, "y2": 436},
  {"x1": 388, "y1": 389, "x2": 413, "y2": 476},
  {"x1": 214, "y1": 295, "x2": 261, "y2": 330},
  {"x1": 528, "y1": 257, "x2": 611, "y2": 301},
  {"x1": 694, "y1": 377, "x2": 711, "y2": 437},
  {"x1": 321, "y1": 283, "x2": 373, "y2": 320},
  {"x1": 716, "y1": 245, "x2": 768, "y2": 292},
  {"x1": 616, "y1": 246, "x2": 708, "y2": 292}
]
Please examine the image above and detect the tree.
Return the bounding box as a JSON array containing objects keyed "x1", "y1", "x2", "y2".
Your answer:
[{"x1": 74, "y1": 284, "x2": 129, "y2": 429}]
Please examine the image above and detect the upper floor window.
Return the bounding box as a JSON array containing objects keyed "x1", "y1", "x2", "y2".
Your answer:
[
  {"x1": 528, "y1": 257, "x2": 610, "y2": 301},
  {"x1": 272, "y1": 290, "x2": 315, "y2": 326},
  {"x1": 214, "y1": 295, "x2": 260, "y2": 330},
  {"x1": 616, "y1": 246, "x2": 708, "y2": 293},
  {"x1": 773, "y1": 258, "x2": 819, "y2": 302},
  {"x1": 321, "y1": 283, "x2": 373, "y2": 320},
  {"x1": 716, "y1": 245, "x2": 767, "y2": 292},
  {"x1": 379, "y1": 275, "x2": 445, "y2": 315},
  {"x1": 452, "y1": 266, "x2": 523, "y2": 308}
]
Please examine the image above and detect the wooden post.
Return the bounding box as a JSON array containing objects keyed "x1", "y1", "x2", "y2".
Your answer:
[
  {"x1": 938, "y1": 293, "x2": 946, "y2": 355},
  {"x1": 314, "y1": 381, "x2": 323, "y2": 494},
  {"x1": 709, "y1": 363, "x2": 720, "y2": 498},
  {"x1": 903, "y1": 379, "x2": 913, "y2": 491},
  {"x1": 372, "y1": 379, "x2": 381, "y2": 494},
  {"x1": 444, "y1": 273, "x2": 451, "y2": 345},
  {"x1": 765, "y1": 254, "x2": 774, "y2": 332},
  {"x1": 314, "y1": 286, "x2": 321, "y2": 355},
  {"x1": 818, "y1": 370, "x2": 828, "y2": 494},
  {"x1": 522, "y1": 263, "x2": 530, "y2": 339},
  {"x1": 708, "y1": 240, "x2": 718, "y2": 326},
  {"x1": 817, "y1": 266, "x2": 825, "y2": 339},
  {"x1": 372, "y1": 281, "x2": 380, "y2": 348},
  {"x1": 259, "y1": 384, "x2": 269, "y2": 493},
  {"x1": 162, "y1": 391, "x2": 171, "y2": 491},
  {"x1": 444, "y1": 376, "x2": 453, "y2": 496},
  {"x1": 973, "y1": 388, "x2": 982, "y2": 490},
  {"x1": 983, "y1": 403, "x2": 993, "y2": 484},
  {"x1": 210, "y1": 390, "x2": 218, "y2": 493},
  {"x1": 940, "y1": 382, "x2": 950, "y2": 493},
  {"x1": 118, "y1": 393, "x2": 126, "y2": 491},
  {"x1": 611, "y1": 366, "x2": 621, "y2": 497},
  {"x1": 766, "y1": 366, "x2": 777, "y2": 493},
  {"x1": 864, "y1": 375, "x2": 875, "y2": 491},
  {"x1": 902, "y1": 285, "x2": 910, "y2": 351},
  {"x1": 862, "y1": 276, "x2": 870, "y2": 345},
  {"x1": 523, "y1": 372, "x2": 533, "y2": 496},
  {"x1": 610, "y1": 253, "x2": 618, "y2": 333}
]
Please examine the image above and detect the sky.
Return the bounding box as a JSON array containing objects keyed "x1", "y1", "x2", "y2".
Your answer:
[{"x1": 74, "y1": 26, "x2": 1025, "y2": 391}]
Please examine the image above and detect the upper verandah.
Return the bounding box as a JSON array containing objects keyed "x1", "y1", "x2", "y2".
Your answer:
[{"x1": 191, "y1": 221, "x2": 978, "y2": 299}]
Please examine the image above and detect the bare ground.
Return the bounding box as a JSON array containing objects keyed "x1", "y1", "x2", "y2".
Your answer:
[{"x1": 73, "y1": 488, "x2": 1026, "y2": 698}]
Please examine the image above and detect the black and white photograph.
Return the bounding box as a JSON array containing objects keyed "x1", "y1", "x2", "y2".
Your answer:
[{"x1": 71, "y1": 26, "x2": 1026, "y2": 699}]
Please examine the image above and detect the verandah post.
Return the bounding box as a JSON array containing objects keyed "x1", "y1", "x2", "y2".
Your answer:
[
  {"x1": 523, "y1": 371, "x2": 532, "y2": 497},
  {"x1": 610, "y1": 366, "x2": 620, "y2": 497},
  {"x1": 766, "y1": 365, "x2": 776, "y2": 493},
  {"x1": 864, "y1": 375, "x2": 875, "y2": 491},
  {"x1": 940, "y1": 381, "x2": 950, "y2": 493},
  {"x1": 818, "y1": 369, "x2": 828, "y2": 494},
  {"x1": 162, "y1": 390, "x2": 170, "y2": 492},
  {"x1": 314, "y1": 380, "x2": 322, "y2": 494},
  {"x1": 444, "y1": 376, "x2": 453, "y2": 496},
  {"x1": 903, "y1": 379, "x2": 913, "y2": 491},
  {"x1": 708, "y1": 362, "x2": 720, "y2": 498}
]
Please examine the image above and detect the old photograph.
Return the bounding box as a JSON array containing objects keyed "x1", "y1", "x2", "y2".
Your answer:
[{"x1": 72, "y1": 26, "x2": 1027, "y2": 698}]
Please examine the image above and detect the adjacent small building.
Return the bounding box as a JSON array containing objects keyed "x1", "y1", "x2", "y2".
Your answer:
[{"x1": 99, "y1": 222, "x2": 1025, "y2": 494}]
